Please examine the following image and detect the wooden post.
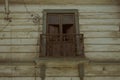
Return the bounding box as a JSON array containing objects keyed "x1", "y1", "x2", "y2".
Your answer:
[
  {"x1": 40, "y1": 64, "x2": 46, "y2": 80},
  {"x1": 78, "y1": 63, "x2": 84, "y2": 80}
]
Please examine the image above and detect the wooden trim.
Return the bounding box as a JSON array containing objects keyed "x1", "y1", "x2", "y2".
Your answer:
[
  {"x1": 42, "y1": 11, "x2": 47, "y2": 56},
  {"x1": 42, "y1": 9, "x2": 80, "y2": 56},
  {"x1": 43, "y1": 9, "x2": 78, "y2": 13},
  {"x1": 78, "y1": 63, "x2": 84, "y2": 80}
]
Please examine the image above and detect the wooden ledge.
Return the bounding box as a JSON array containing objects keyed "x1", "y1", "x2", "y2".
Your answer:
[{"x1": 35, "y1": 57, "x2": 89, "y2": 66}]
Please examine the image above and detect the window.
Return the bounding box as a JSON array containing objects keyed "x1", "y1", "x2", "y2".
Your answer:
[{"x1": 40, "y1": 9, "x2": 84, "y2": 57}]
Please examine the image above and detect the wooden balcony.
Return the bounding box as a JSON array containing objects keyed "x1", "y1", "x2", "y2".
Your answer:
[{"x1": 40, "y1": 34, "x2": 84, "y2": 57}]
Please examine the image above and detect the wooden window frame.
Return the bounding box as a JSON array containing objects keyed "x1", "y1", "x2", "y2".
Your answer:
[
  {"x1": 43, "y1": 9, "x2": 79, "y2": 34},
  {"x1": 42, "y1": 9, "x2": 81, "y2": 56}
]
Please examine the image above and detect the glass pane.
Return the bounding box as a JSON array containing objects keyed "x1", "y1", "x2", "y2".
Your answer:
[
  {"x1": 62, "y1": 24, "x2": 74, "y2": 34},
  {"x1": 47, "y1": 14, "x2": 59, "y2": 24},
  {"x1": 48, "y1": 24, "x2": 60, "y2": 34},
  {"x1": 62, "y1": 15, "x2": 74, "y2": 24}
]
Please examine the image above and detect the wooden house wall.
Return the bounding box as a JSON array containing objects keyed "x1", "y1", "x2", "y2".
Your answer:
[
  {"x1": 0, "y1": 4, "x2": 120, "y2": 80},
  {"x1": 0, "y1": 5, "x2": 119, "y2": 62}
]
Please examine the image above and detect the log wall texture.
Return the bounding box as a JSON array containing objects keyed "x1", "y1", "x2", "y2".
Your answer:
[
  {"x1": 0, "y1": 3, "x2": 120, "y2": 80},
  {"x1": 0, "y1": 5, "x2": 120, "y2": 62}
]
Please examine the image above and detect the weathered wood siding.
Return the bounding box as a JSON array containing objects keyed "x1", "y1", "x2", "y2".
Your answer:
[
  {"x1": 0, "y1": 62, "x2": 120, "y2": 79},
  {"x1": 0, "y1": 0, "x2": 119, "y2": 5},
  {"x1": 0, "y1": 5, "x2": 120, "y2": 62},
  {"x1": 0, "y1": 4, "x2": 120, "y2": 80}
]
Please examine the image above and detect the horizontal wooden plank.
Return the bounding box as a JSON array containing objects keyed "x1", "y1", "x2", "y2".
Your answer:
[
  {"x1": 12, "y1": 32, "x2": 41, "y2": 38},
  {"x1": 86, "y1": 52, "x2": 120, "y2": 61},
  {"x1": 0, "y1": 53, "x2": 36, "y2": 62},
  {"x1": 84, "y1": 77, "x2": 120, "y2": 80},
  {"x1": 81, "y1": 32, "x2": 120, "y2": 38},
  {"x1": 46, "y1": 67, "x2": 78, "y2": 77},
  {"x1": 85, "y1": 45, "x2": 120, "y2": 51},
  {"x1": 79, "y1": 12, "x2": 120, "y2": 19},
  {"x1": 0, "y1": 46, "x2": 38, "y2": 52},
  {"x1": 79, "y1": 19, "x2": 120, "y2": 25},
  {"x1": 53, "y1": 77, "x2": 73, "y2": 80},
  {"x1": 0, "y1": 25, "x2": 42, "y2": 32},
  {"x1": 0, "y1": 5, "x2": 120, "y2": 12},
  {"x1": 0, "y1": 19, "x2": 42, "y2": 25},
  {"x1": 0, "y1": 13, "x2": 43, "y2": 19},
  {"x1": 84, "y1": 38, "x2": 120, "y2": 45},
  {"x1": 0, "y1": 32, "x2": 39, "y2": 39},
  {"x1": 0, "y1": 77, "x2": 120, "y2": 80},
  {"x1": 0, "y1": 39, "x2": 38, "y2": 45},
  {"x1": 0, "y1": 0, "x2": 119, "y2": 5},
  {"x1": 0, "y1": 65, "x2": 36, "y2": 76},
  {"x1": 0, "y1": 77, "x2": 41, "y2": 80},
  {"x1": 85, "y1": 63, "x2": 120, "y2": 76},
  {"x1": 80, "y1": 25, "x2": 119, "y2": 31},
  {"x1": 0, "y1": 32, "x2": 11, "y2": 38},
  {"x1": 0, "y1": 77, "x2": 75, "y2": 80},
  {"x1": 0, "y1": 46, "x2": 11, "y2": 52}
]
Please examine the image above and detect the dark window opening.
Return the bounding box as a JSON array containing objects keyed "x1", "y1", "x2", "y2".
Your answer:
[
  {"x1": 40, "y1": 9, "x2": 84, "y2": 57},
  {"x1": 62, "y1": 24, "x2": 74, "y2": 34}
]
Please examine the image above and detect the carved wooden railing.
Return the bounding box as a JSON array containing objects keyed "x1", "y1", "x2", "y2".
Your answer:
[{"x1": 40, "y1": 34, "x2": 84, "y2": 57}]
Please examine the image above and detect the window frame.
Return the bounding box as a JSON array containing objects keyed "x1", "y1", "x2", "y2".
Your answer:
[
  {"x1": 42, "y1": 9, "x2": 81, "y2": 56},
  {"x1": 43, "y1": 9, "x2": 80, "y2": 34}
]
